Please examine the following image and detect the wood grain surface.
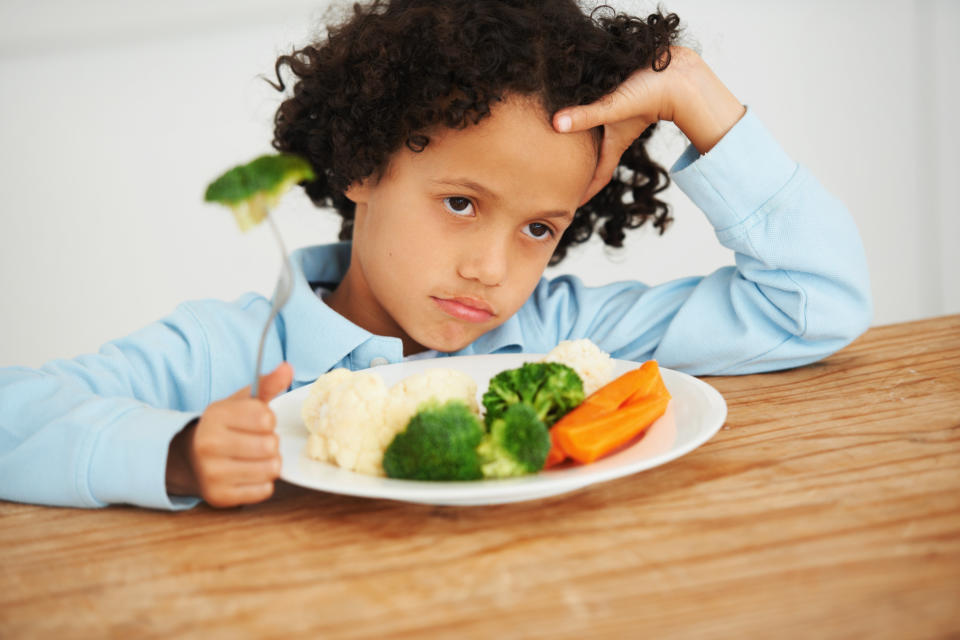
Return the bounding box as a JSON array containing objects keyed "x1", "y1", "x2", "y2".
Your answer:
[{"x1": 2, "y1": 315, "x2": 958, "y2": 639}]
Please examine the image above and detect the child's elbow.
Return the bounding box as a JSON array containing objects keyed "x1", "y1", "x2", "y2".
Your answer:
[
  {"x1": 834, "y1": 285, "x2": 872, "y2": 346},
  {"x1": 805, "y1": 272, "x2": 873, "y2": 353}
]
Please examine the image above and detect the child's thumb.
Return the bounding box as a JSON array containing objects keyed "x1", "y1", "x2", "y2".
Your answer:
[{"x1": 256, "y1": 361, "x2": 294, "y2": 402}]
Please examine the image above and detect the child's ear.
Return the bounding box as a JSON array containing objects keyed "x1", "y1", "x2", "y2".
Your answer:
[{"x1": 344, "y1": 179, "x2": 371, "y2": 204}]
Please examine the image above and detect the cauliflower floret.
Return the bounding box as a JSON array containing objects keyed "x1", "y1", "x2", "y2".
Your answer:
[
  {"x1": 541, "y1": 339, "x2": 614, "y2": 396},
  {"x1": 301, "y1": 370, "x2": 389, "y2": 475},
  {"x1": 301, "y1": 367, "x2": 479, "y2": 476},
  {"x1": 383, "y1": 368, "x2": 478, "y2": 447},
  {"x1": 300, "y1": 368, "x2": 354, "y2": 433}
]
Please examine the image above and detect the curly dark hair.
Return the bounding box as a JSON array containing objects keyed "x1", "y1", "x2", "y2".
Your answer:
[{"x1": 271, "y1": 0, "x2": 680, "y2": 265}]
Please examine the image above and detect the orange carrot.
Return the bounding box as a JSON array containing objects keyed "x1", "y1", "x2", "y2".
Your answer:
[
  {"x1": 551, "y1": 399, "x2": 610, "y2": 432},
  {"x1": 620, "y1": 360, "x2": 667, "y2": 406},
  {"x1": 551, "y1": 361, "x2": 661, "y2": 434},
  {"x1": 545, "y1": 399, "x2": 609, "y2": 468},
  {"x1": 544, "y1": 436, "x2": 567, "y2": 468},
  {"x1": 646, "y1": 375, "x2": 672, "y2": 402},
  {"x1": 553, "y1": 395, "x2": 670, "y2": 464},
  {"x1": 544, "y1": 360, "x2": 669, "y2": 469},
  {"x1": 584, "y1": 360, "x2": 661, "y2": 412}
]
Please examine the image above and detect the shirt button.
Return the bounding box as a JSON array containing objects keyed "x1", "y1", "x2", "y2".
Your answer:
[{"x1": 369, "y1": 357, "x2": 389, "y2": 368}]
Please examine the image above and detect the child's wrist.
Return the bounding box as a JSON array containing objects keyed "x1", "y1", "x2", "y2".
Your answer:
[
  {"x1": 670, "y1": 54, "x2": 746, "y2": 154},
  {"x1": 165, "y1": 419, "x2": 199, "y2": 497}
]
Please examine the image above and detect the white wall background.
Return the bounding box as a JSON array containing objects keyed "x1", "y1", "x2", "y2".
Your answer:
[{"x1": 1, "y1": 0, "x2": 957, "y2": 369}]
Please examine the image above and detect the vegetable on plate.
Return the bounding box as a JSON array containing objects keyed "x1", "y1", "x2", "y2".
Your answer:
[
  {"x1": 482, "y1": 362, "x2": 584, "y2": 429},
  {"x1": 300, "y1": 340, "x2": 673, "y2": 481},
  {"x1": 382, "y1": 400, "x2": 551, "y2": 481},
  {"x1": 301, "y1": 368, "x2": 479, "y2": 476},
  {"x1": 382, "y1": 401, "x2": 485, "y2": 481},
  {"x1": 546, "y1": 360, "x2": 671, "y2": 467},
  {"x1": 477, "y1": 403, "x2": 551, "y2": 478}
]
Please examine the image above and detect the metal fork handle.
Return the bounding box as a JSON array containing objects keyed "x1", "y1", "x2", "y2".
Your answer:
[
  {"x1": 251, "y1": 305, "x2": 281, "y2": 399},
  {"x1": 251, "y1": 214, "x2": 291, "y2": 399}
]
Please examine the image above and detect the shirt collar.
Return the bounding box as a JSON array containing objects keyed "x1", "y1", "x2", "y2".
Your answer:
[
  {"x1": 278, "y1": 242, "x2": 527, "y2": 385},
  {"x1": 280, "y1": 243, "x2": 391, "y2": 386}
]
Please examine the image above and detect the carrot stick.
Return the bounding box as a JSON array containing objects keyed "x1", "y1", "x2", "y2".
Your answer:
[
  {"x1": 544, "y1": 435, "x2": 567, "y2": 468},
  {"x1": 585, "y1": 360, "x2": 661, "y2": 412},
  {"x1": 553, "y1": 395, "x2": 670, "y2": 464},
  {"x1": 544, "y1": 360, "x2": 668, "y2": 469},
  {"x1": 647, "y1": 375, "x2": 672, "y2": 402},
  {"x1": 624, "y1": 374, "x2": 671, "y2": 407},
  {"x1": 551, "y1": 360, "x2": 661, "y2": 433},
  {"x1": 550, "y1": 399, "x2": 610, "y2": 432},
  {"x1": 546, "y1": 402, "x2": 605, "y2": 468},
  {"x1": 620, "y1": 360, "x2": 666, "y2": 407}
]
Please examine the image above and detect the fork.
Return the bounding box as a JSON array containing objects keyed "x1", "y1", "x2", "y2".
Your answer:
[{"x1": 251, "y1": 213, "x2": 293, "y2": 398}]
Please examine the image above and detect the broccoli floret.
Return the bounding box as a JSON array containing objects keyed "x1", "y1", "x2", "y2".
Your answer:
[
  {"x1": 204, "y1": 153, "x2": 315, "y2": 231},
  {"x1": 482, "y1": 362, "x2": 585, "y2": 428},
  {"x1": 382, "y1": 401, "x2": 484, "y2": 481},
  {"x1": 477, "y1": 403, "x2": 551, "y2": 478}
]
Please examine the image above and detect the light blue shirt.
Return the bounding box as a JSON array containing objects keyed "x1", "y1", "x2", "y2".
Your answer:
[{"x1": 0, "y1": 110, "x2": 872, "y2": 510}]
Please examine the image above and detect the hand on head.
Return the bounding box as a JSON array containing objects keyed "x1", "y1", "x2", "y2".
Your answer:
[
  {"x1": 553, "y1": 47, "x2": 745, "y2": 205},
  {"x1": 166, "y1": 362, "x2": 294, "y2": 508}
]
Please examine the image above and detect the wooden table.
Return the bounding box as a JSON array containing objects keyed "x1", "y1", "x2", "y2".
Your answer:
[{"x1": 2, "y1": 315, "x2": 958, "y2": 639}]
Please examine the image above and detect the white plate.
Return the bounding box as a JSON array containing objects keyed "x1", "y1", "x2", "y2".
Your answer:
[{"x1": 274, "y1": 354, "x2": 727, "y2": 506}]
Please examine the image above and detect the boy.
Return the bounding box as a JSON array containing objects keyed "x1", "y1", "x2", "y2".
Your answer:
[{"x1": 0, "y1": 1, "x2": 871, "y2": 509}]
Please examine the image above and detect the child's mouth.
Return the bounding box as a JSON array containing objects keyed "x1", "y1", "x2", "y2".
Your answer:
[{"x1": 431, "y1": 296, "x2": 495, "y2": 323}]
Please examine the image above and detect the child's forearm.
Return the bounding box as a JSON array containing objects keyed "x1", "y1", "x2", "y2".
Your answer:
[{"x1": 669, "y1": 49, "x2": 747, "y2": 154}]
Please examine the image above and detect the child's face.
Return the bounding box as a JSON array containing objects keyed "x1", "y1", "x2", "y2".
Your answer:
[{"x1": 335, "y1": 95, "x2": 597, "y2": 354}]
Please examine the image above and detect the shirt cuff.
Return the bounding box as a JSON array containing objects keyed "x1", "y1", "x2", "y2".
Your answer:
[
  {"x1": 670, "y1": 107, "x2": 798, "y2": 232},
  {"x1": 87, "y1": 406, "x2": 201, "y2": 511}
]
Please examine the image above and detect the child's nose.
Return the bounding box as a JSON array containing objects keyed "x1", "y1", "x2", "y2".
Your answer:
[{"x1": 457, "y1": 238, "x2": 508, "y2": 286}]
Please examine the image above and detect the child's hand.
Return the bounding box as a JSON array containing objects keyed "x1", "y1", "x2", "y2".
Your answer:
[
  {"x1": 552, "y1": 46, "x2": 747, "y2": 204},
  {"x1": 166, "y1": 362, "x2": 294, "y2": 508}
]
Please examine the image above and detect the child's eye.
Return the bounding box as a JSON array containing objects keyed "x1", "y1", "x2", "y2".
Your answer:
[
  {"x1": 523, "y1": 222, "x2": 554, "y2": 240},
  {"x1": 442, "y1": 196, "x2": 475, "y2": 216}
]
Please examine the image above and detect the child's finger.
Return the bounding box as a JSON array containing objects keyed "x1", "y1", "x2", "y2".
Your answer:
[
  {"x1": 207, "y1": 398, "x2": 276, "y2": 434},
  {"x1": 223, "y1": 431, "x2": 280, "y2": 460},
  {"x1": 204, "y1": 482, "x2": 275, "y2": 508},
  {"x1": 256, "y1": 361, "x2": 294, "y2": 402},
  {"x1": 554, "y1": 88, "x2": 633, "y2": 133},
  {"x1": 230, "y1": 482, "x2": 276, "y2": 505},
  {"x1": 227, "y1": 362, "x2": 294, "y2": 402},
  {"x1": 199, "y1": 457, "x2": 280, "y2": 486}
]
